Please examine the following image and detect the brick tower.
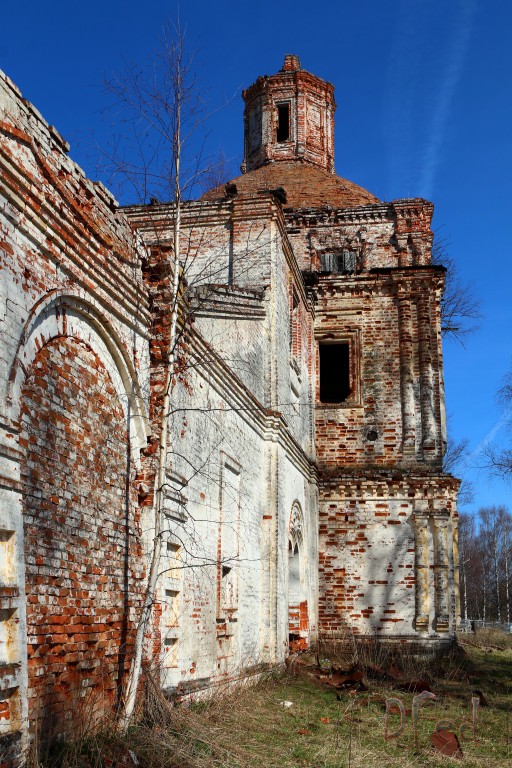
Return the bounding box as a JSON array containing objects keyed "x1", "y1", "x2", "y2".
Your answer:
[
  {"x1": 233, "y1": 55, "x2": 460, "y2": 644},
  {"x1": 242, "y1": 54, "x2": 335, "y2": 173}
]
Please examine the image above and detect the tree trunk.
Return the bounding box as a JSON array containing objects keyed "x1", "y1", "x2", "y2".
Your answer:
[
  {"x1": 117, "y1": 35, "x2": 184, "y2": 733},
  {"x1": 504, "y1": 529, "x2": 510, "y2": 624}
]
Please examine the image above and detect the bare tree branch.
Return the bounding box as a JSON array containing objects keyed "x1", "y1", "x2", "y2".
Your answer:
[{"x1": 431, "y1": 233, "x2": 481, "y2": 344}]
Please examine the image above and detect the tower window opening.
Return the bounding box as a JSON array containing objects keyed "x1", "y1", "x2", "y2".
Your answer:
[
  {"x1": 319, "y1": 342, "x2": 351, "y2": 403},
  {"x1": 277, "y1": 104, "x2": 290, "y2": 142},
  {"x1": 321, "y1": 251, "x2": 358, "y2": 273}
]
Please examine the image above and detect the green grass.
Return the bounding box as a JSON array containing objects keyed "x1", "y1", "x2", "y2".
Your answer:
[
  {"x1": 33, "y1": 637, "x2": 512, "y2": 768},
  {"x1": 181, "y1": 648, "x2": 510, "y2": 768}
]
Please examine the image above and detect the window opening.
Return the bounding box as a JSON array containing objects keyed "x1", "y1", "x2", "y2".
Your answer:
[
  {"x1": 319, "y1": 342, "x2": 351, "y2": 403},
  {"x1": 277, "y1": 104, "x2": 290, "y2": 142},
  {"x1": 288, "y1": 503, "x2": 308, "y2": 652},
  {"x1": 321, "y1": 251, "x2": 358, "y2": 273},
  {"x1": 166, "y1": 540, "x2": 181, "y2": 580},
  {"x1": 163, "y1": 636, "x2": 178, "y2": 668},
  {"x1": 164, "y1": 589, "x2": 179, "y2": 626}
]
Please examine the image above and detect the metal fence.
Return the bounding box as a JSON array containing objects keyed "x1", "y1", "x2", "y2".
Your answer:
[{"x1": 459, "y1": 619, "x2": 512, "y2": 633}]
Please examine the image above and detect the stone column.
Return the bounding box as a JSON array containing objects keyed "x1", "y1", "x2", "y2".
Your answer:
[
  {"x1": 413, "y1": 514, "x2": 430, "y2": 632},
  {"x1": 451, "y1": 515, "x2": 461, "y2": 627},
  {"x1": 417, "y1": 288, "x2": 436, "y2": 454},
  {"x1": 260, "y1": 428, "x2": 281, "y2": 662},
  {"x1": 433, "y1": 513, "x2": 450, "y2": 632},
  {"x1": 397, "y1": 285, "x2": 416, "y2": 456}
]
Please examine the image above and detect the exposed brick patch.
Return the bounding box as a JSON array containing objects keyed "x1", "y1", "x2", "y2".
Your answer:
[
  {"x1": 20, "y1": 336, "x2": 142, "y2": 738},
  {"x1": 202, "y1": 162, "x2": 379, "y2": 209}
]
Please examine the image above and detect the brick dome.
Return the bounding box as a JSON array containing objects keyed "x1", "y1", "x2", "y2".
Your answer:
[
  {"x1": 202, "y1": 162, "x2": 379, "y2": 209},
  {"x1": 203, "y1": 57, "x2": 380, "y2": 210}
]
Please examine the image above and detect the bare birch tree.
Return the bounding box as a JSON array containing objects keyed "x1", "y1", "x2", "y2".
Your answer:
[
  {"x1": 479, "y1": 507, "x2": 503, "y2": 623},
  {"x1": 102, "y1": 22, "x2": 270, "y2": 730},
  {"x1": 102, "y1": 20, "x2": 203, "y2": 731},
  {"x1": 431, "y1": 235, "x2": 481, "y2": 344},
  {"x1": 458, "y1": 511, "x2": 474, "y2": 623},
  {"x1": 458, "y1": 506, "x2": 512, "y2": 625},
  {"x1": 503, "y1": 517, "x2": 511, "y2": 624}
]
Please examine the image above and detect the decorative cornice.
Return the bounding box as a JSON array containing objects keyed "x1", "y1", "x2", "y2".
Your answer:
[
  {"x1": 318, "y1": 469, "x2": 460, "y2": 498},
  {"x1": 284, "y1": 198, "x2": 434, "y2": 229},
  {"x1": 190, "y1": 284, "x2": 267, "y2": 320}
]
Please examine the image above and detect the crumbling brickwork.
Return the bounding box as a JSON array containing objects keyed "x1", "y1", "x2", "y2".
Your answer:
[
  {"x1": 0, "y1": 68, "x2": 150, "y2": 761},
  {"x1": 21, "y1": 336, "x2": 142, "y2": 736},
  {"x1": 204, "y1": 54, "x2": 459, "y2": 643},
  {"x1": 318, "y1": 474, "x2": 458, "y2": 638},
  {"x1": 242, "y1": 54, "x2": 335, "y2": 174},
  {"x1": 125, "y1": 195, "x2": 318, "y2": 695},
  {"x1": 0, "y1": 53, "x2": 460, "y2": 764}
]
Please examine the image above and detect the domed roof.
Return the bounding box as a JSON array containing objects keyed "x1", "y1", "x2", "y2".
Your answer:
[{"x1": 202, "y1": 162, "x2": 379, "y2": 210}]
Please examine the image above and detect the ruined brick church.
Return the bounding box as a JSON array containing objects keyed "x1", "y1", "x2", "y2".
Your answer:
[{"x1": 0, "y1": 55, "x2": 459, "y2": 759}]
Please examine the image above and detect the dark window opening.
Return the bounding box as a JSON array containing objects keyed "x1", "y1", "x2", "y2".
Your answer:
[
  {"x1": 277, "y1": 104, "x2": 290, "y2": 142},
  {"x1": 319, "y1": 343, "x2": 351, "y2": 403},
  {"x1": 321, "y1": 251, "x2": 358, "y2": 273}
]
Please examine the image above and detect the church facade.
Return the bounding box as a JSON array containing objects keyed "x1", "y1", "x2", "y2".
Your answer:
[{"x1": 0, "y1": 55, "x2": 459, "y2": 761}]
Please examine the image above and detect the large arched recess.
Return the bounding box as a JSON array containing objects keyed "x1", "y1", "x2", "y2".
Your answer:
[{"x1": 7, "y1": 292, "x2": 149, "y2": 740}]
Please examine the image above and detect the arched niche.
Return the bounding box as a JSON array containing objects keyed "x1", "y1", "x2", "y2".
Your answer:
[
  {"x1": 288, "y1": 501, "x2": 309, "y2": 652},
  {"x1": 6, "y1": 291, "x2": 149, "y2": 462},
  {"x1": 2, "y1": 290, "x2": 149, "y2": 741}
]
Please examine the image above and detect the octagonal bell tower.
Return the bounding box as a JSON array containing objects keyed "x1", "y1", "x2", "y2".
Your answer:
[{"x1": 241, "y1": 54, "x2": 336, "y2": 173}]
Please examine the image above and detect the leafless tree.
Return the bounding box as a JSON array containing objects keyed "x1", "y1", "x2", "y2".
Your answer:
[
  {"x1": 431, "y1": 235, "x2": 481, "y2": 344},
  {"x1": 503, "y1": 516, "x2": 511, "y2": 624},
  {"x1": 479, "y1": 507, "x2": 504, "y2": 623},
  {"x1": 102, "y1": 22, "x2": 272, "y2": 731},
  {"x1": 458, "y1": 505, "x2": 512, "y2": 624},
  {"x1": 431, "y1": 235, "x2": 480, "y2": 509},
  {"x1": 102, "y1": 18, "x2": 240, "y2": 731},
  {"x1": 104, "y1": 19, "x2": 193, "y2": 732},
  {"x1": 458, "y1": 512, "x2": 474, "y2": 622},
  {"x1": 442, "y1": 433, "x2": 474, "y2": 507},
  {"x1": 484, "y1": 371, "x2": 512, "y2": 481}
]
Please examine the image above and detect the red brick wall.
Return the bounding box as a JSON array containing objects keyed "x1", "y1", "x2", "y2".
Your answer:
[{"x1": 20, "y1": 336, "x2": 142, "y2": 737}]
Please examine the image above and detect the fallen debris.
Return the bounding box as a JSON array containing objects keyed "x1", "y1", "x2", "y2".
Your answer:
[
  {"x1": 430, "y1": 729, "x2": 463, "y2": 758},
  {"x1": 394, "y1": 680, "x2": 433, "y2": 694}
]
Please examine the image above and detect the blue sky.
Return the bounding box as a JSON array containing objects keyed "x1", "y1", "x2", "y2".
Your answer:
[{"x1": 2, "y1": 0, "x2": 511, "y2": 513}]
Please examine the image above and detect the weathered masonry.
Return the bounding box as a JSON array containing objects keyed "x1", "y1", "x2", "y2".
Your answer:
[
  {"x1": 204, "y1": 54, "x2": 460, "y2": 642},
  {"x1": 0, "y1": 54, "x2": 459, "y2": 762}
]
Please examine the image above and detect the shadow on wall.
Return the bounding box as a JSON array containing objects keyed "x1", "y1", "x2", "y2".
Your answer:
[{"x1": 319, "y1": 507, "x2": 421, "y2": 639}]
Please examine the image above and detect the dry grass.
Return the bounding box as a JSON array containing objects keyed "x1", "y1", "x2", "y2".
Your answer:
[
  {"x1": 458, "y1": 627, "x2": 512, "y2": 651},
  {"x1": 317, "y1": 632, "x2": 471, "y2": 683},
  {"x1": 32, "y1": 639, "x2": 511, "y2": 768}
]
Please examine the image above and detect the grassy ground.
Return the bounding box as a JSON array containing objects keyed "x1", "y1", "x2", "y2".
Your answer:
[{"x1": 35, "y1": 631, "x2": 512, "y2": 768}]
